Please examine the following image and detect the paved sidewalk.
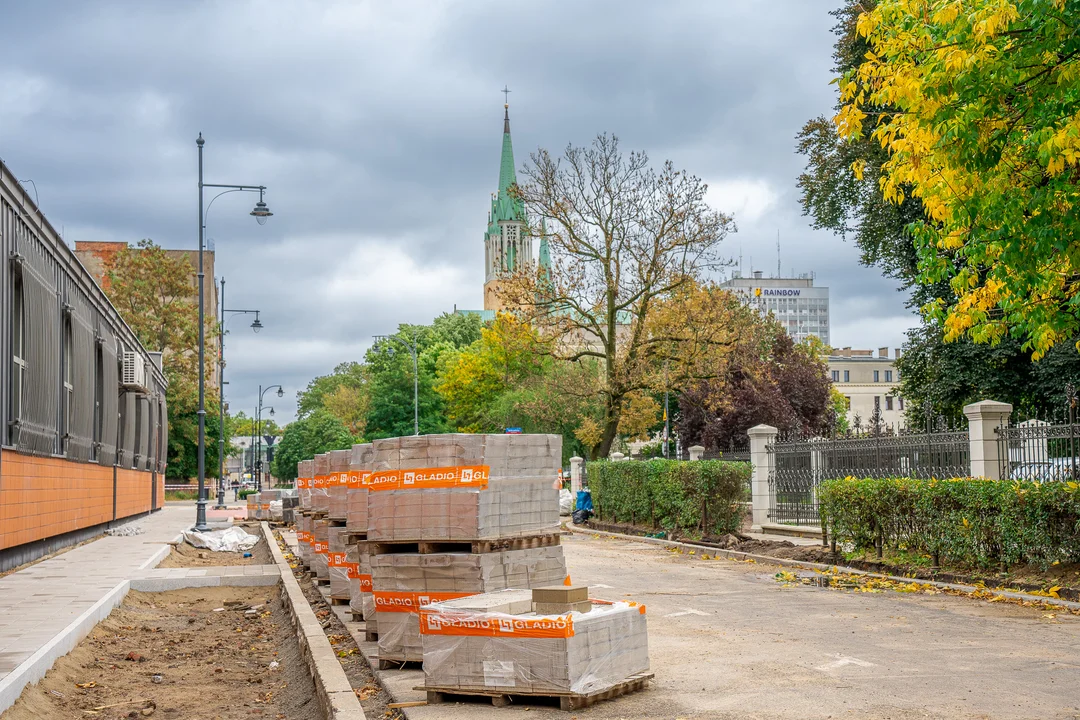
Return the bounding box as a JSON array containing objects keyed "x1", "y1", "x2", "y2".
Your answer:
[{"x1": 0, "y1": 505, "x2": 191, "y2": 681}]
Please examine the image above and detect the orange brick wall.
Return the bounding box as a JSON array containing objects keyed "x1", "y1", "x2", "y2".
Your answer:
[{"x1": 0, "y1": 449, "x2": 157, "y2": 552}]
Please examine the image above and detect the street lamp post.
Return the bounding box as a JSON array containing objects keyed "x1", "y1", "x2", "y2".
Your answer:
[
  {"x1": 214, "y1": 276, "x2": 263, "y2": 509},
  {"x1": 256, "y1": 384, "x2": 284, "y2": 491},
  {"x1": 195, "y1": 132, "x2": 273, "y2": 532},
  {"x1": 374, "y1": 329, "x2": 420, "y2": 435}
]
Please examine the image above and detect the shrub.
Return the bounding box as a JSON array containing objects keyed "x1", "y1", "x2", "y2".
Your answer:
[
  {"x1": 587, "y1": 459, "x2": 750, "y2": 536},
  {"x1": 238, "y1": 489, "x2": 258, "y2": 500},
  {"x1": 819, "y1": 477, "x2": 1080, "y2": 570}
]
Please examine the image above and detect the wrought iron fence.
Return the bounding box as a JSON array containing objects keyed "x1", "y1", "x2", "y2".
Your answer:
[
  {"x1": 767, "y1": 405, "x2": 970, "y2": 526},
  {"x1": 997, "y1": 384, "x2": 1080, "y2": 481}
]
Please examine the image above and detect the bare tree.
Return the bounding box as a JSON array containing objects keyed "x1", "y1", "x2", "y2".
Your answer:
[{"x1": 501, "y1": 134, "x2": 736, "y2": 458}]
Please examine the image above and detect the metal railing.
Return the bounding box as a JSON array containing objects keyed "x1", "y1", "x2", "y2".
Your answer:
[
  {"x1": 997, "y1": 384, "x2": 1080, "y2": 481},
  {"x1": 767, "y1": 407, "x2": 970, "y2": 526}
]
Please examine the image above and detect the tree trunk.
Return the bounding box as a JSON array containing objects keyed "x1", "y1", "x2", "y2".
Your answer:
[{"x1": 596, "y1": 394, "x2": 623, "y2": 459}]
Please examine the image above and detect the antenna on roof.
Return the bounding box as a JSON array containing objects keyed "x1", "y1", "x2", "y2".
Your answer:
[{"x1": 777, "y1": 229, "x2": 781, "y2": 279}]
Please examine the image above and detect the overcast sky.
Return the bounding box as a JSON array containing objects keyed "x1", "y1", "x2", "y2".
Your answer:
[{"x1": 0, "y1": 0, "x2": 914, "y2": 423}]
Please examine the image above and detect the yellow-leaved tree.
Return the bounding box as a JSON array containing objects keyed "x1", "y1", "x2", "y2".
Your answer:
[{"x1": 836, "y1": 0, "x2": 1080, "y2": 358}]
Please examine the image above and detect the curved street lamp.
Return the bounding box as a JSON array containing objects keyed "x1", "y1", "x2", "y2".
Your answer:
[
  {"x1": 255, "y1": 384, "x2": 285, "y2": 492},
  {"x1": 214, "y1": 276, "x2": 263, "y2": 509},
  {"x1": 195, "y1": 133, "x2": 273, "y2": 531}
]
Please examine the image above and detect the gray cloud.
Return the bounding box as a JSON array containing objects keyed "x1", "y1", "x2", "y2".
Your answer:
[{"x1": 0, "y1": 0, "x2": 913, "y2": 423}]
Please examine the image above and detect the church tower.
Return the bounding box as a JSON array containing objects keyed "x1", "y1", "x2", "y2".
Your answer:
[{"x1": 483, "y1": 101, "x2": 531, "y2": 312}]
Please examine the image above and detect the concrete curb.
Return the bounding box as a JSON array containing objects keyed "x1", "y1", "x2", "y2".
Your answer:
[
  {"x1": 567, "y1": 522, "x2": 1080, "y2": 612},
  {"x1": 262, "y1": 522, "x2": 366, "y2": 720}
]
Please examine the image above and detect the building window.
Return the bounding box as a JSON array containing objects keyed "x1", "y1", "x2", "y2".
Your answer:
[
  {"x1": 885, "y1": 370, "x2": 893, "y2": 382},
  {"x1": 93, "y1": 345, "x2": 103, "y2": 461},
  {"x1": 874, "y1": 396, "x2": 881, "y2": 410},
  {"x1": 874, "y1": 370, "x2": 880, "y2": 382},
  {"x1": 899, "y1": 397, "x2": 905, "y2": 411},
  {"x1": 885, "y1": 396, "x2": 893, "y2": 411},
  {"x1": 843, "y1": 370, "x2": 850, "y2": 383},
  {"x1": 831, "y1": 370, "x2": 839, "y2": 382},
  {"x1": 62, "y1": 318, "x2": 74, "y2": 453},
  {"x1": 10, "y1": 272, "x2": 26, "y2": 443}
]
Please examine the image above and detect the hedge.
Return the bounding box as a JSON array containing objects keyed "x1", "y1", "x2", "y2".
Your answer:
[
  {"x1": 587, "y1": 459, "x2": 750, "y2": 536},
  {"x1": 819, "y1": 476, "x2": 1080, "y2": 569}
]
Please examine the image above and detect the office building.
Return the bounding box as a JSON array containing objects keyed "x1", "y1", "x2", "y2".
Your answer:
[{"x1": 720, "y1": 270, "x2": 830, "y2": 345}]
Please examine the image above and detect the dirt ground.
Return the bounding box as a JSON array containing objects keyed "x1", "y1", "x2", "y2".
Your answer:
[
  {"x1": 585, "y1": 518, "x2": 1080, "y2": 598},
  {"x1": 157, "y1": 525, "x2": 271, "y2": 568},
  {"x1": 273, "y1": 531, "x2": 405, "y2": 720},
  {"x1": 0, "y1": 586, "x2": 321, "y2": 720}
]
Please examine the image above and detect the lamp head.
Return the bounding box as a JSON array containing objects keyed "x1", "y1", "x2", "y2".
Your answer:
[
  {"x1": 269, "y1": 407, "x2": 275, "y2": 417},
  {"x1": 251, "y1": 315, "x2": 263, "y2": 333},
  {"x1": 276, "y1": 387, "x2": 284, "y2": 398},
  {"x1": 250, "y1": 200, "x2": 273, "y2": 225}
]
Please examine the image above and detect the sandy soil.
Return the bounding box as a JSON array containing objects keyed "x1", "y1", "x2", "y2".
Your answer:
[
  {"x1": 157, "y1": 526, "x2": 272, "y2": 568},
  {"x1": 275, "y1": 530, "x2": 405, "y2": 720},
  {"x1": 1, "y1": 586, "x2": 321, "y2": 720}
]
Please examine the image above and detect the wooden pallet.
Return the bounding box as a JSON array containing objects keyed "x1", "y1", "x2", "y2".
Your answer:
[
  {"x1": 419, "y1": 672, "x2": 653, "y2": 711},
  {"x1": 329, "y1": 596, "x2": 351, "y2": 606},
  {"x1": 378, "y1": 655, "x2": 423, "y2": 671},
  {"x1": 313, "y1": 577, "x2": 330, "y2": 587},
  {"x1": 365, "y1": 629, "x2": 378, "y2": 643},
  {"x1": 329, "y1": 517, "x2": 348, "y2": 526},
  {"x1": 344, "y1": 530, "x2": 368, "y2": 543},
  {"x1": 369, "y1": 533, "x2": 561, "y2": 556}
]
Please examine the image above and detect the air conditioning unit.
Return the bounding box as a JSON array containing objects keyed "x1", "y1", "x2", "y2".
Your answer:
[{"x1": 122, "y1": 351, "x2": 149, "y2": 392}]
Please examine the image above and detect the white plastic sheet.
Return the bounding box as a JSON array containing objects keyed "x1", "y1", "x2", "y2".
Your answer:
[
  {"x1": 184, "y1": 526, "x2": 260, "y2": 552},
  {"x1": 559, "y1": 489, "x2": 573, "y2": 516}
]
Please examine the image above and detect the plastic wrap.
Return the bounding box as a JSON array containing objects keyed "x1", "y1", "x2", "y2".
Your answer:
[
  {"x1": 366, "y1": 434, "x2": 562, "y2": 541},
  {"x1": 313, "y1": 517, "x2": 330, "y2": 580},
  {"x1": 347, "y1": 443, "x2": 373, "y2": 533},
  {"x1": 297, "y1": 459, "x2": 313, "y2": 511},
  {"x1": 328, "y1": 525, "x2": 351, "y2": 599},
  {"x1": 296, "y1": 514, "x2": 311, "y2": 568},
  {"x1": 420, "y1": 590, "x2": 649, "y2": 696},
  {"x1": 312, "y1": 453, "x2": 331, "y2": 514},
  {"x1": 328, "y1": 449, "x2": 351, "y2": 521}
]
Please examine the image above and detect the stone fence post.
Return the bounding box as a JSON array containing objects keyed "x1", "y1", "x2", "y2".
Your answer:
[
  {"x1": 688, "y1": 445, "x2": 705, "y2": 461},
  {"x1": 748, "y1": 425, "x2": 778, "y2": 532},
  {"x1": 611, "y1": 452, "x2": 626, "y2": 462},
  {"x1": 569, "y1": 456, "x2": 584, "y2": 494},
  {"x1": 963, "y1": 400, "x2": 1013, "y2": 479}
]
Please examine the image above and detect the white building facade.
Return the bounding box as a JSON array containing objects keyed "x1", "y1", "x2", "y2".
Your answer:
[
  {"x1": 720, "y1": 271, "x2": 830, "y2": 345},
  {"x1": 828, "y1": 347, "x2": 904, "y2": 428}
]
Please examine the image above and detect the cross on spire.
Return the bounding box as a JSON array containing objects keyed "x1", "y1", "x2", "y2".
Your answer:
[{"x1": 501, "y1": 85, "x2": 511, "y2": 106}]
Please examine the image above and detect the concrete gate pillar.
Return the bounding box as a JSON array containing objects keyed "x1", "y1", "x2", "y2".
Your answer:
[
  {"x1": 688, "y1": 445, "x2": 705, "y2": 461},
  {"x1": 748, "y1": 425, "x2": 778, "y2": 532},
  {"x1": 570, "y1": 456, "x2": 584, "y2": 494},
  {"x1": 963, "y1": 400, "x2": 1013, "y2": 480}
]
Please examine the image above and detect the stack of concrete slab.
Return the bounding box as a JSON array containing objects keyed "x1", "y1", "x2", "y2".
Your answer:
[
  {"x1": 367, "y1": 434, "x2": 562, "y2": 541},
  {"x1": 260, "y1": 488, "x2": 281, "y2": 521},
  {"x1": 329, "y1": 524, "x2": 351, "y2": 601},
  {"x1": 297, "y1": 460, "x2": 314, "y2": 569},
  {"x1": 347, "y1": 443, "x2": 374, "y2": 629},
  {"x1": 313, "y1": 516, "x2": 330, "y2": 582},
  {"x1": 329, "y1": 449, "x2": 351, "y2": 522},
  {"x1": 312, "y1": 452, "x2": 330, "y2": 515},
  {"x1": 246, "y1": 492, "x2": 260, "y2": 521},
  {"x1": 282, "y1": 491, "x2": 298, "y2": 524},
  {"x1": 420, "y1": 587, "x2": 650, "y2": 700},
  {"x1": 366, "y1": 433, "x2": 565, "y2": 665}
]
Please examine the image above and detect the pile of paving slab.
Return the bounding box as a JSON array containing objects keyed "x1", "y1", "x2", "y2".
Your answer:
[{"x1": 292, "y1": 433, "x2": 651, "y2": 705}]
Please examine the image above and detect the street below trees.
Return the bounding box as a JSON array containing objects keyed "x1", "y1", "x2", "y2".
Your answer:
[{"x1": 534, "y1": 533, "x2": 1078, "y2": 719}]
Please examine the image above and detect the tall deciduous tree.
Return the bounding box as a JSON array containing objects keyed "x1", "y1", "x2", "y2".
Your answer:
[
  {"x1": 104, "y1": 239, "x2": 224, "y2": 479},
  {"x1": 836, "y1": 0, "x2": 1080, "y2": 358},
  {"x1": 271, "y1": 409, "x2": 354, "y2": 483},
  {"x1": 503, "y1": 134, "x2": 736, "y2": 458},
  {"x1": 296, "y1": 361, "x2": 369, "y2": 437}
]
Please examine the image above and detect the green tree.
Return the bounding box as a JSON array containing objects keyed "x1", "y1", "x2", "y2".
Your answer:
[
  {"x1": 836, "y1": 0, "x2": 1080, "y2": 358},
  {"x1": 229, "y1": 411, "x2": 282, "y2": 438},
  {"x1": 798, "y1": 1, "x2": 1080, "y2": 418},
  {"x1": 271, "y1": 409, "x2": 354, "y2": 483},
  {"x1": 104, "y1": 239, "x2": 225, "y2": 479},
  {"x1": 296, "y1": 362, "x2": 369, "y2": 436},
  {"x1": 364, "y1": 313, "x2": 481, "y2": 438}
]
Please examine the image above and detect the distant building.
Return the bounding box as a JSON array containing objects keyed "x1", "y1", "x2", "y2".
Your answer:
[
  {"x1": 720, "y1": 270, "x2": 830, "y2": 345},
  {"x1": 74, "y1": 240, "x2": 219, "y2": 388},
  {"x1": 828, "y1": 347, "x2": 904, "y2": 428}
]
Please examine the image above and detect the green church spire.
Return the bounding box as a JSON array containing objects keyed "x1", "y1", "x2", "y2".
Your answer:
[{"x1": 490, "y1": 104, "x2": 525, "y2": 226}]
